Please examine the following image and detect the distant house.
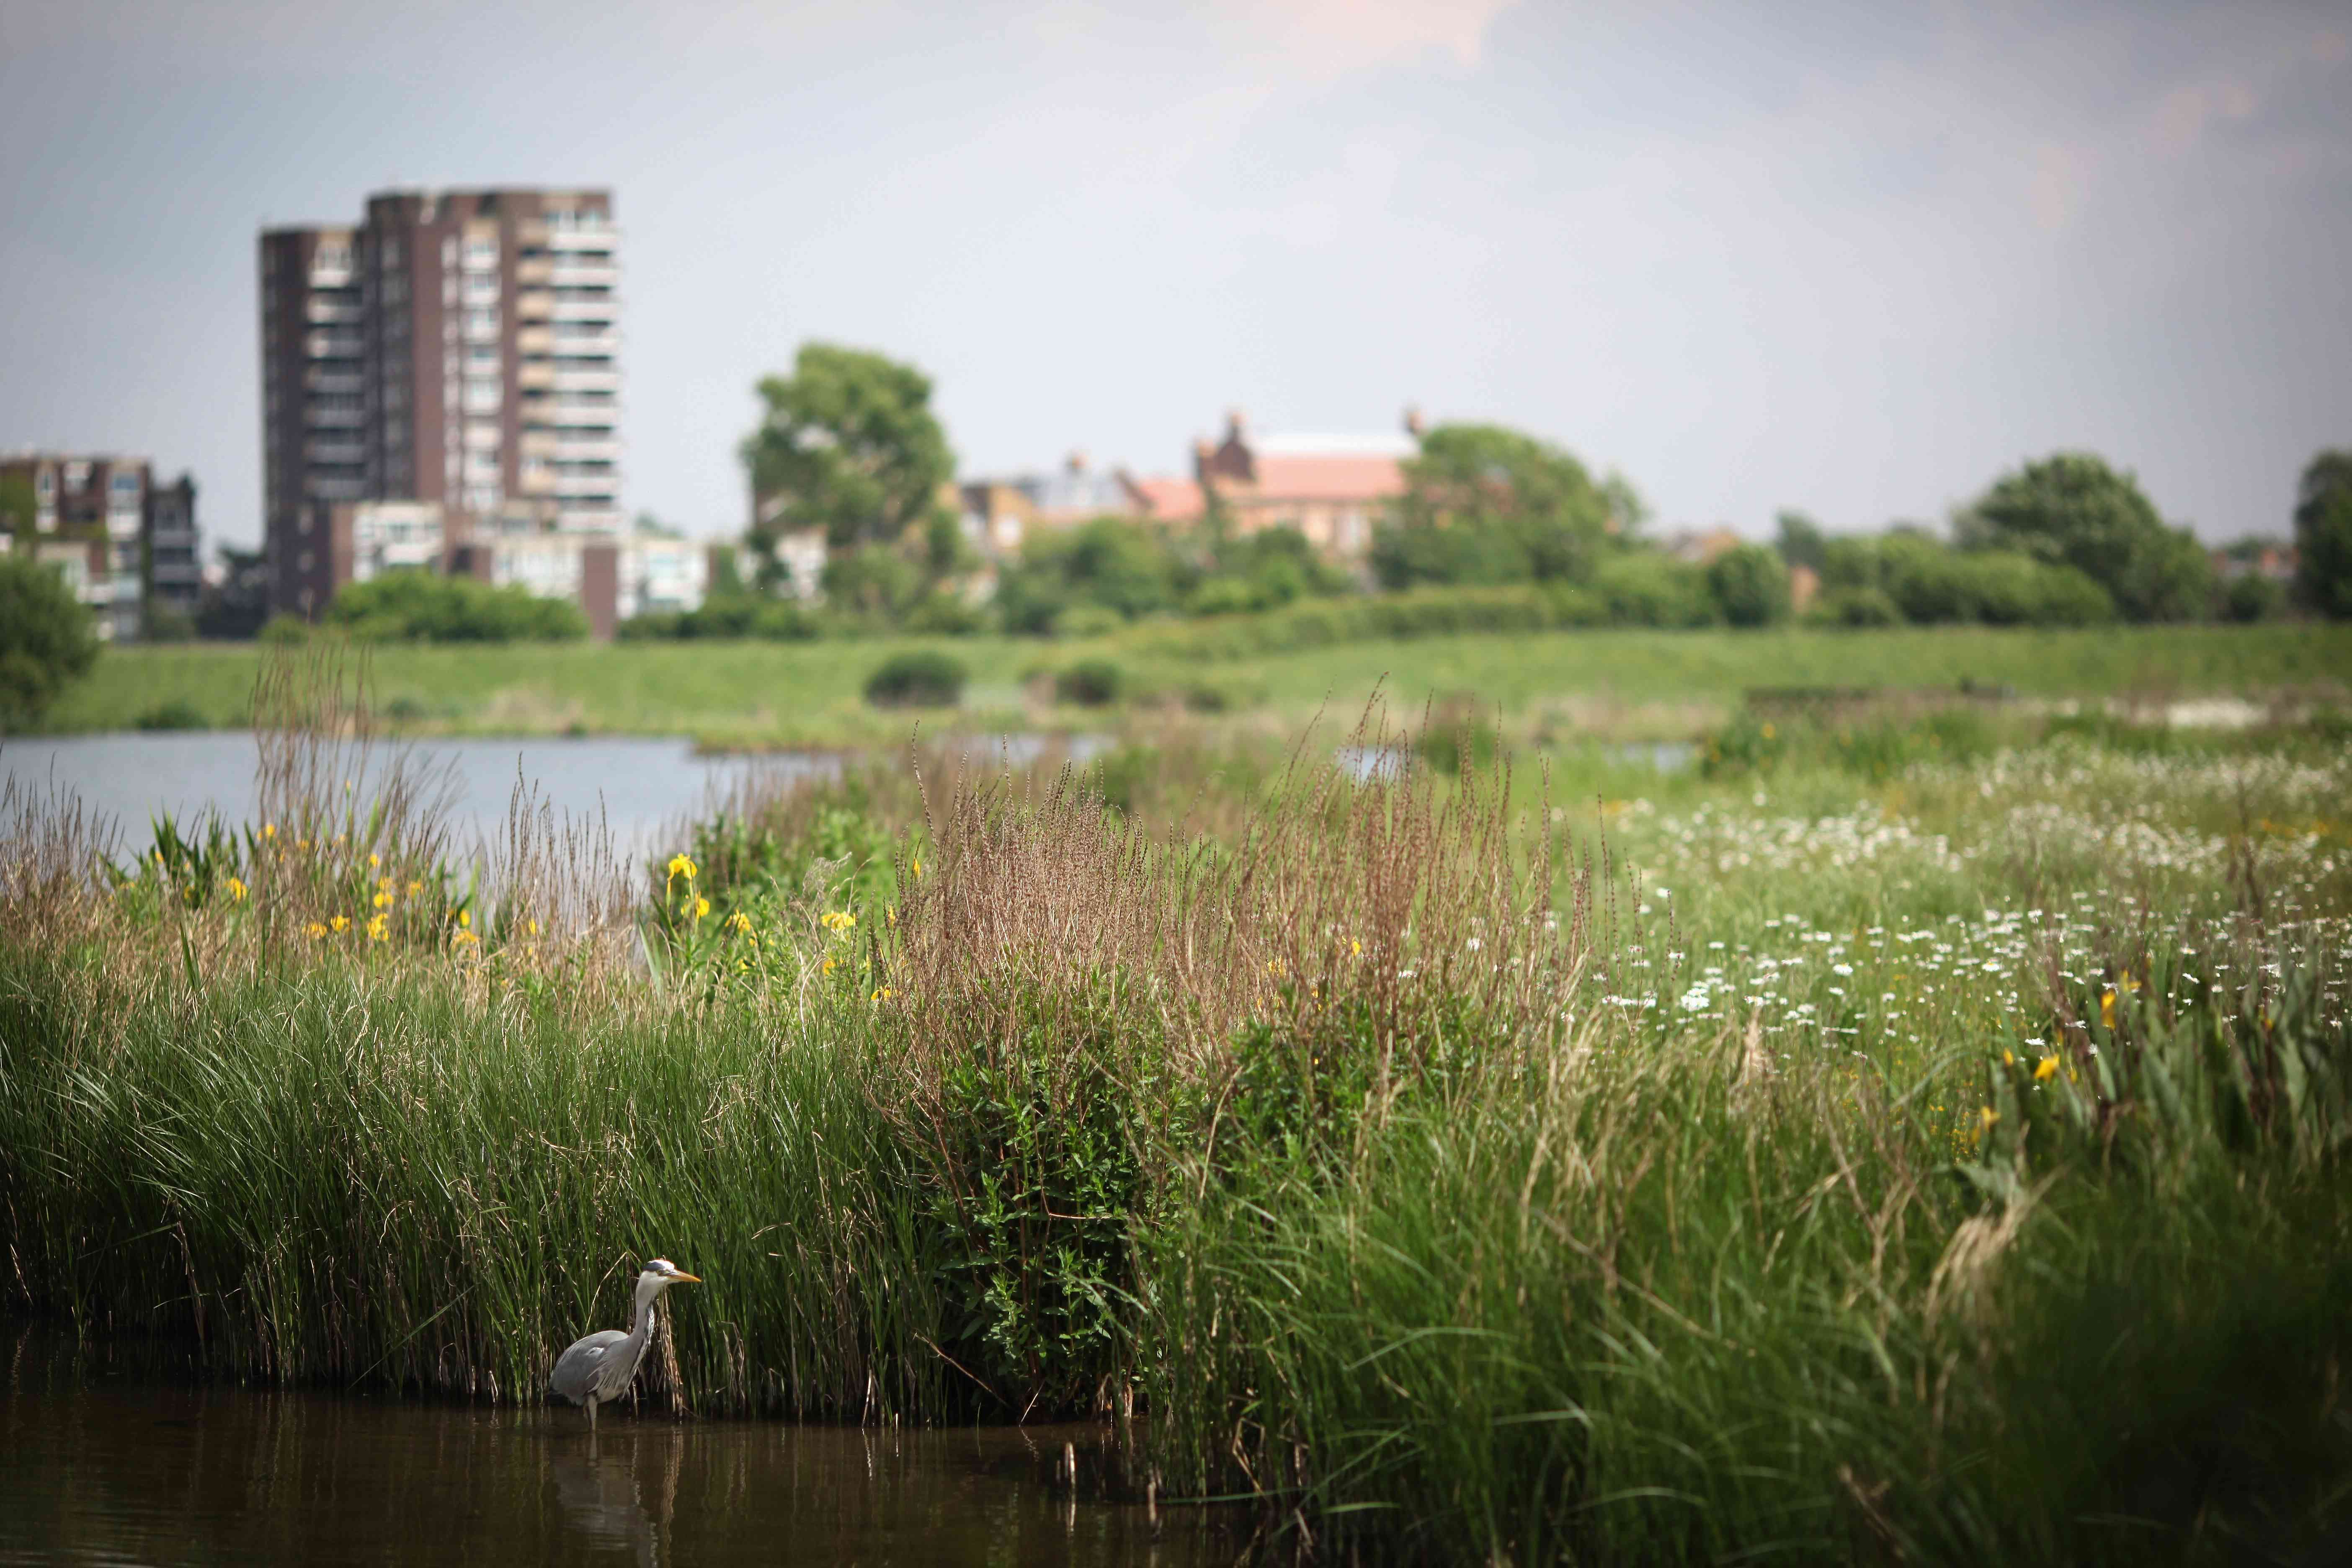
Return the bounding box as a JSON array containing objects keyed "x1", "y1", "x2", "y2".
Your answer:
[
  {"x1": 322, "y1": 498, "x2": 706, "y2": 637},
  {"x1": 959, "y1": 454, "x2": 1154, "y2": 558},
  {"x1": 1189, "y1": 409, "x2": 1421, "y2": 560},
  {"x1": 2212, "y1": 542, "x2": 2297, "y2": 582},
  {"x1": 1663, "y1": 527, "x2": 1745, "y2": 566},
  {"x1": 0, "y1": 451, "x2": 201, "y2": 640},
  {"x1": 1124, "y1": 474, "x2": 1205, "y2": 526}
]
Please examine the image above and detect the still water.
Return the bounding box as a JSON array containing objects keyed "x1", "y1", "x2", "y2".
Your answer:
[
  {"x1": 0, "y1": 732, "x2": 1103, "y2": 860},
  {"x1": 0, "y1": 1335, "x2": 1231, "y2": 1566},
  {"x1": 0, "y1": 732, "x2": 818, "y2": 856}
]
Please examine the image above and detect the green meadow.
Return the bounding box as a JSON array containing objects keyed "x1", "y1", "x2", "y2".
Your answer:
[{"x1": 41, "y1": 622, "x2": 2352, "y2": 748}]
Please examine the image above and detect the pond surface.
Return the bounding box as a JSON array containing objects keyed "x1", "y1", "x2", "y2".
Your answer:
[
  {"x1": 0, "y1": 732, "x2": 1104, "y2": 860},
  {"x1": 0, "y1": 1335, "x2": 1232, "y2": 1566}
]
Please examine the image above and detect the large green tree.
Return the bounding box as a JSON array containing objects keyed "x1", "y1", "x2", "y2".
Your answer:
[
  {"x1": 1961, "y1": 452, "x2": 2209, "y2": 622},
  {"x1": 0, "y1": 553, "x2": 100, "y2": 728},
  {"x1": 1371, "y1": 424, "x2": 1619, "y2": 591},
  {"x1": 2293, "y1": 449, "x2": 2352, "y2": 620},
  {"x1": 740, "y1": 344, "x2": 955, "y2": 590}
]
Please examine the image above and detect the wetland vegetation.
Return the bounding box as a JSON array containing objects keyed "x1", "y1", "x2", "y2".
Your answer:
[{"x1": 3, "y1": 647, "x2": 2349, "y2": 1563}]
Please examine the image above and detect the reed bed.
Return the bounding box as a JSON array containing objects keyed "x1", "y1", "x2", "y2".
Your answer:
[{"x1": 3, "y1": 647, "x2": 2349, "y2": 1563}]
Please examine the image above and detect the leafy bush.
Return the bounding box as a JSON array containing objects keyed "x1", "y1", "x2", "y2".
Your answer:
[
  {"x1": 996, "y1": 518, "x2": 1186, "y2": 634},
  {"x1": 325, "y1": 570, "x2": 588, "y2": 642},
  {"x1": 2292, "y1": 450, "x2": 2352, "y2": 619},
  {"x1": 2220, "y1": 572, "x2": 2287, "y2": 624},
  {"x1": 1808, "y1": 585, "x2": 1903, "y2": 627},
  {"x1": 619, "y1": 591, "x2": 820, "y2": 641},
  {"x1": 1054, "y1": 658, "x2": 1124, "y2": 707},
  {"x1": 1594, "y1": 552, "x2": 1715, "y2": 627},
  {"x1": 134, "y1": 698, "x2": 207, "y2": 731},
  {"x1": 0, "y1": 552, "x2": 100, "y2": 729},
  {"x1": 1704, "y1": 542, "x2": 1791, "y2": 627},
  {"x1": 864, "y1": 649, "x2": 967, "y2": 708},
  {"x1": 901, "y1": 591, "x2": 987, "y2": 636},
  {"x1": 1370, "y1": 423, "x2": 1624, "y2": 590},
  {"x1": 1963, "y1": 451, "x2": 2210, "y2": 622},
  {"x1": 1050, "y1": 603, "x2": 1127, "y2": 640}
]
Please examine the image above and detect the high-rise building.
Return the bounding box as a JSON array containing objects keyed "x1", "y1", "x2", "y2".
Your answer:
[{"x1": 259, "y1": 188, "x2": 621, "y2": 618}]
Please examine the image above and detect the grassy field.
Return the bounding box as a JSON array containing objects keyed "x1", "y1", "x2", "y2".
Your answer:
[
  {"x1": 42, "y1": 622, "x2": 2352, "y2": 746},
  {"x1": 5, "y1": 656, "x2": 2351, "y2": 1562}
]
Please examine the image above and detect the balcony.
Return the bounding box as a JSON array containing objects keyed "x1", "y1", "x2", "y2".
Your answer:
[
  {"x1": 546, "y1": 229, "x2": 617, "y2": 253},
  {"x1": 307, "y1": 405, "x2": 366, "y2": 428},
  {"x1": 549, "y1": 262, "x2": 618, "y2": 287},
  {"x1": 552, "y1": 475, "x2": 618, "y2": 498},
  {"x1": 306, "y1": 332, "x2": 365, "y2": 359},
  {"x1": 551, "y1": 332, "x2": 619, "y2": 356},
  {"x1": 306, "y1": 369, "x2": 365, "y2": 394},
  {"x1": 551, "y1": 369, "x2": 620, "y2": 393},
  {"x1": 524, "y1": 398, "x2": 618, "y2": 427},
  {"x1": 517, "y1": 326, "x2": 554, "y2": 353},
  {"x1": 513, "y1": 290, "x2": 552, "y2": 320},
  {"x1": 306, "y1": 299, "x2": 366, "y2": 324},
  {"x1": 305, "y1": 440, "x2": 366, "y2": 464},
  {"x1": 514, "y1": 257, "x2": 553, "y2": 285},
  {"x1": 550, "y1": 299, "x2": 615, "y2": 324},
  {"x1": 517, "y1": 363, "x2": 555, "y2": 389},
  {"x1": 553, "y1": 438, "x2": 622, "y2": 462},
  {"x1": 305, "y1": 476, "x2": 367, "y2": 500}
]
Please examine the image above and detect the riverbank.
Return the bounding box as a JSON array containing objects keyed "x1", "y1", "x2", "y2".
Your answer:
[
  {"x1": 3, "y1": 668, "x2": 2348, "y2": 1562},
  {"x1": 37, "y1": 623, "x2": 2352, "y2": 749}
]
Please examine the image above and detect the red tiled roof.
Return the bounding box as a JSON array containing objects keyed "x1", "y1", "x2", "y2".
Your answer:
[
  {"x1": 1128, "y1": 475, "x2": 1206, "y2": 522},
  {"x1": 1236, "y1": 454, "x2": 1406, "y2": 503}
]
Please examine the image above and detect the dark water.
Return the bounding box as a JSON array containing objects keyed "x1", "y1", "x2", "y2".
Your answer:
[{"x1": 0, "y1": 1338, "x2": 1233, "y2": 1566}]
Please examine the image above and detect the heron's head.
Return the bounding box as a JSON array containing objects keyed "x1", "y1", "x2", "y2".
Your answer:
[{"x1": 643, "y1": 1257, "x2": 702, "y2": 1288}]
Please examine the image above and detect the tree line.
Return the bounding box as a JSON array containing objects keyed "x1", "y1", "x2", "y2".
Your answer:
[{"x1": 627, "y1": 341, "x2": 2352, "y2": 642}]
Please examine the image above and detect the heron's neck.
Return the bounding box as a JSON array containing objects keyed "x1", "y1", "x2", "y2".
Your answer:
[{"x1": 629, "y1": 1276, "x2": 663, "y2": 1341}]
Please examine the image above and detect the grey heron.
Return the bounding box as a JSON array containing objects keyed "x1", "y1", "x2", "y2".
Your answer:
[{"x1": 550, "y1": 1258, "x2": 702, "y2": 1425}]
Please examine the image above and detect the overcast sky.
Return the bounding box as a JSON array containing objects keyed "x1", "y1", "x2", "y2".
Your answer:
[{"x1": 4, "y1": 0, "x2": 2347, "y2": 550}]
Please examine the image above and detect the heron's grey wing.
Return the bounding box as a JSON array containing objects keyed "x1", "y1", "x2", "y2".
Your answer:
[{"x1": 551, "y1": 1329, "x2": 629, "y2": 1404}]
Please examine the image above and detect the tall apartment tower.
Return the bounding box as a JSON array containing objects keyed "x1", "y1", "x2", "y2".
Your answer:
[{"x1": 259, "y1": 188, "x2": 620, "y2": 616}]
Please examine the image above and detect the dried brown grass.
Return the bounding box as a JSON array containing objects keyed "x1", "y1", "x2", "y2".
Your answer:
[{"x1": 887, "y1": 701, "x2": 1627, "y2": 1089}]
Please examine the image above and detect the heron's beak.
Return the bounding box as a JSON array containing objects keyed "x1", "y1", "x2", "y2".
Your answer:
[{"x1": 671, "y1": 1271, "x2": 702, "y2": 1284}]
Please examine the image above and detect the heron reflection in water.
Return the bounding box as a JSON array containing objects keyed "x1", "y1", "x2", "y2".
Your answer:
[{"x1": 550, "y1": 1258, "x2": 701, "y2": 1427}]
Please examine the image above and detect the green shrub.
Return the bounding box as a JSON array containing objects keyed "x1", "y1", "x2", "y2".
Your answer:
[
  {"x1": 864, "y1": 649, "x2": 967, "y2": 708},
  {"x1": 901, "y1": 591, "x2": 988, "y2": 636},
  {"x1": 134, "y1": 697, "x2": 207, "y2": 731},
  {"x1": 2220, "y1": 573, "x2": 2286, "y2": 624},
  {"x1": 325, "y1": 570, "x2": 588, "y2": 642},
  {"x1": 1809, "y1": 585, "x2": 1903, "y2": 627},
  {"x1": 1705, "y1": 542, "x2": 1792, "y2": 627},
  {"x1": 258, "y1": 613, "x2": 313, "y2": 645},
  {"x1": 1054, "y1": 658, "x2": 1124, "y2": 707},
  {"x1": 619, "y1": 593, "x2": 820, "y2": 641},
  {"x1": 0, "y1": 552, "x2": 100, "y2": 728},
  {"x1": 1594, "y1": 552, "x2": 1716, "y2": 627},
  {"x1": 1051, "y1": 603, "x2": 1127, "y2": 640}
]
